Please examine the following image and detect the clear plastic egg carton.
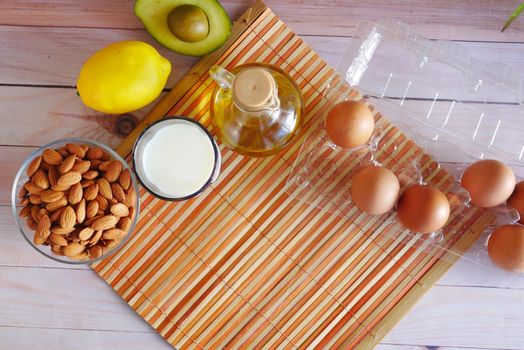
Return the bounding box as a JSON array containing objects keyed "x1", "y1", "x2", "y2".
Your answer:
[{"x1": 286, "y1": 20, "x2": 524, "y2": 278}]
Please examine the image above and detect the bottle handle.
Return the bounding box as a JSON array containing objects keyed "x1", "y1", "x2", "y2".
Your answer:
[{"x1": 209, "y1": 65, "x2": 235, "y2": 90}]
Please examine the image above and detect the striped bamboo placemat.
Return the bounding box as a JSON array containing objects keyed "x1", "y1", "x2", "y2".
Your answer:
[{"x1": 92, "y1": 2, "x2": 494, "y2": 348}]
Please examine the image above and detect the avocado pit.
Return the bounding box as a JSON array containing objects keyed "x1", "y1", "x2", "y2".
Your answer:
[{"x1": 167, "y1": 4, "x2": 209, "y2": 43}]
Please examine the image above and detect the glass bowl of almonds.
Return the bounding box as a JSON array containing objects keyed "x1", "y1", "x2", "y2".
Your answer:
[{"x1": 11, "y1": 138, "x2": 140, "y2": 264}]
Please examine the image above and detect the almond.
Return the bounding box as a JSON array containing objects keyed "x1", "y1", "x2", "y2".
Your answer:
[
  {"x1": 48, "y1": 233, "x2": 68, "y2": 246},
  {"x1": 86, "y1": 200, "x2": 99, "y2": 219},
  {"x1": 97, "y1": 178, "x2": 112, "y2": 199},
  {"x1": 128, "y1": 206, "x2": 137, "y2": 221},
  {"x1": 68, "y1": 183, "x2": 83, "y2": 205},
  {"x1": 50, "y1": 207, "x2": 64, "y2": 222},
  {"x1": 51, "y1": 183, "x2": 72, "y2": 192},
  {"x1": 70, "y1": 251, "x2": 89, "y2": 261},
  {"x1": 34, "y1": 215, "x2": 51, "y2": 245},
  {"x1": 24, "y1": 181, "x2": 43, "y2": 195},
  {"x1": 76, "y1": 199, "x2": 86, "y2": 224},
  {"x1": 60, "y1": 206, "x2": 76, "y2": 229},
  {"x1": 88, "y1": 245, "x2": 103, "y2": 259},
  {"x1": 57, "y1": 147, "x2": 69, "y2": 158},
  {"x1": 46, "y1": 196, "x2": 68, "y2": 212},
  {"x1": 42, "y1": 148, "x2": 63, "y2": 165},
  {"x1": 86, "y1": 147, "x2": 103, "y2": 160},
  {"x1": 91, "y1": 215, "x2": 118, "y2": 231},
  {"x1": 39, "y1": 162, "x2": 51, "y2": 171},
  {"x1": 84, "y1": 184, "x2": 99, "y2": 201},
  {"x1": 117, "y1": 217, "x2": 132, "y2": 232},
  {"x1": 32, "y1": 169, "x2": 50, "y2": 189},
  {"x1": 124, "y1": 187, "x2": 137, "y2": 208},
  {"x1": 98, "y1": 161, "x2": 112, "y2": 172},
  {"x1": 51, "y1": 226, "x2": 75, "y2": 235},
  {"x1": 58, "y1": 171, "x2": 82, "y2": 187},
  {"x1": 66, "y1": 143, "x2": 85, "y2": 158},
  {"x1": 26, "y1": 217, "x2": 37, "y2": 231},
  {"x1": 18, "y1": 186, "x2": 28, "y2": 198},
  {"x1": 111, "y1": 183, "x2": 126, "y2": 203},
  {"x1": 101, "y1": 151, "x2": 111, "y2": 161},
  {"x1": 71, "y1": 160, "x2": 90, "y2": 174},
  {"x1": 118, "y1": 169, "x2": 131, "y2": 190},
  {"x1": 102, "y1": 228, "x2": 126, "y2": 240},
  {"x1": 84, "y1": 214, "x2": 103, "y2": 227},
  {"x1": 90, "y1": 159, "x2": 102, "y2": 170},
  {"x1": 80, "y1": 144, "x2": 89, "y2": 153},
  {"x1": 48, "y1": 166, "x2": 59, "y2": 187},
  {"x1": 26, "y1": 155, "x2": 42, "y2": 177},
  {"x1": 110, "y1": 203, "x2": 129, "y2": 217},
  {"x1": 81, "y1": 179, "x2": 95, "y2": 188},
  {"x1": 89, "y1": 230, "x2": 103, "y2": 246},
  {"x1": 29, "y1": 194, "x2": 43, "y2": 205},
  {"x1": 38, "y1": 208, "x2": 50, "y2": 219},
  {"x1": 78, "y1": 227, "x2": 95, "y2": 241},
  {"x1": 20, "y1": 197, "x2": 29, "y2": 207},
  {"x1": 59, "y1": 154, "x2": 76, "y2": 174},
  {"x1": 104, "y1": 239, "x2": 122, "y2": 250},
  {"x1": 19, "y1": 205, "x2": 31, "y2": 218},
  {"x1": 51, "y1": 245, "x2": 65, "y2": 256},
  {"x1": 63, "y1": 242, "x2": 85, "y2": 257},
  {"x1": 104, "y1": 161, "x2": 122, "y2": 183},
  {"x1": 31, "y1": 205, "x2": 40, "y2": 222},
  {"x1": 95, "y1": 194, "x2": 108, "y2": 211},
  {"x1": 40, "y1": 189, "x2": 64, "y2": 203},
  {"x1": 83, "y1": 170, "x2": 99, "y2": 180}
]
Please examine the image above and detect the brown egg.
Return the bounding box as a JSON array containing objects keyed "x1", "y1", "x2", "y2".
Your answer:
[
  {"x1": 397, "y1": 185, "x2": 450, "y2": 234},
  {"x1": 351, "y1": 166, "x2": 400, "y2": 215},
  {"x1": 460, "y1": 159, "x2": 515, "y2": 208},
  {"x1": 326, "y1": 100, "x2": 374, "y2": 148},
  {"x1": 508, "y1": 181, "x2": 524, "y2": 224},
  {"x1": 487, "y1": 224, "x2": 524, "y2": 272}
]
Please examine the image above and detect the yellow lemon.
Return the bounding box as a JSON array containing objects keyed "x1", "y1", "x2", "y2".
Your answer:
[{"x1": 77, "y1": 41, "x2": 171, "y2": 114}]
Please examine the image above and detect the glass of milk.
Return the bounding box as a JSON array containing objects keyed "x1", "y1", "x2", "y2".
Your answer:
[{"x1": 133, "y1": 117, "x2": 221, "y2": 200}]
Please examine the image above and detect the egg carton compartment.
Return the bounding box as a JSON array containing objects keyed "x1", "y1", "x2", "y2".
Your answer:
[
  {"x1": 287, "y1": 20, "x2": 524, "y2": 277},
  {"x1": 338, "y1": 19, "x2": 524, "y2": 170}
]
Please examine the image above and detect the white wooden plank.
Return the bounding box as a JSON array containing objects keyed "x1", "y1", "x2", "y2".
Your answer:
[
  {"x1": 381, "y1": 285, "x2": 524, "y2": 349},
  {"x1": 0, "y1": 206, "x2": 89, "y2": 269},
  {"x1": 376, "y1": 345, "x2": 497, "y2": 350},
  {"x1": 0, "y1": 327, "x2": 173, "y2": 350},
  {"x1": 0, "y1": 146, "x2": 36, "y2": 206},
  {"x1": 1, "y1": 26, "x2": 524, "y2": 89},
  {"x1": 0, "y1": 266, "x2": 154, "y2": 332},
  {"x1": 376, "y1": 346, "x2": 428, "y2": 350},
  {"x1": 0, "y1": 0, "x2": 522, "y2": 42},
  {"x1": 0, "y1": 262, "x2": 522, "y2": 349},
  {"x1": 0, "y1": 26, "x2": 197, "y2": 86},
  {"x1": 0, "y1": 87, "x2": 167, "y2": 149}
]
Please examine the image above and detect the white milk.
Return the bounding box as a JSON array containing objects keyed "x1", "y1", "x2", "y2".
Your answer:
[{"x1": 141, "y1": 121, "x2": 215, "y2": 198}]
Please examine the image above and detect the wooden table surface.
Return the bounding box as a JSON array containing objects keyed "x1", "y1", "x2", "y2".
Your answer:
[{"x1": 1, "y1": 1, "x2": 524, "y2": 349}]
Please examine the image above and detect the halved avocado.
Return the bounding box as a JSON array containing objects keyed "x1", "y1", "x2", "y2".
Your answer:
[{"x1": 135, "y1": 0, "x2": 231, "y2": 56}]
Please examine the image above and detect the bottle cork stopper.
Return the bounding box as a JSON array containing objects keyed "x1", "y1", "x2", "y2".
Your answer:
[{"x1": 232, "y1": 68, "x2": 276, "y2": 111}]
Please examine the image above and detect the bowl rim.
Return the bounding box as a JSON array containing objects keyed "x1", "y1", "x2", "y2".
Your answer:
[
  {"x1": 132, "y1": 116, "x2": 221, "y2": 201},
  {"x1": 11, "y1": 137, "x2": 140, "y2": 265}
]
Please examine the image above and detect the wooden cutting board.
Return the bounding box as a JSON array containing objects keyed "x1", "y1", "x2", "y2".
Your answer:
[{"x1": 91, "y1": 1, "x2": 493, "y2": 348}]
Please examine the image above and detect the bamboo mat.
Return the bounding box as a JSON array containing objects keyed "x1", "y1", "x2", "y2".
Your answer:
[{"x1": 91, "y1": 2, "x2": 494, "y2": 349}]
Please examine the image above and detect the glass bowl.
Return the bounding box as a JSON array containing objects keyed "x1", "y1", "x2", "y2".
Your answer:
[{"x1": 11, "y1": 138, "x2": 140, "y2": 264}]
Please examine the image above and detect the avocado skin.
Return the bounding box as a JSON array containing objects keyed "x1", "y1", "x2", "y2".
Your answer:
[{"x1": 135, "y1": 0, "x2": 232, "y2": 57}]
